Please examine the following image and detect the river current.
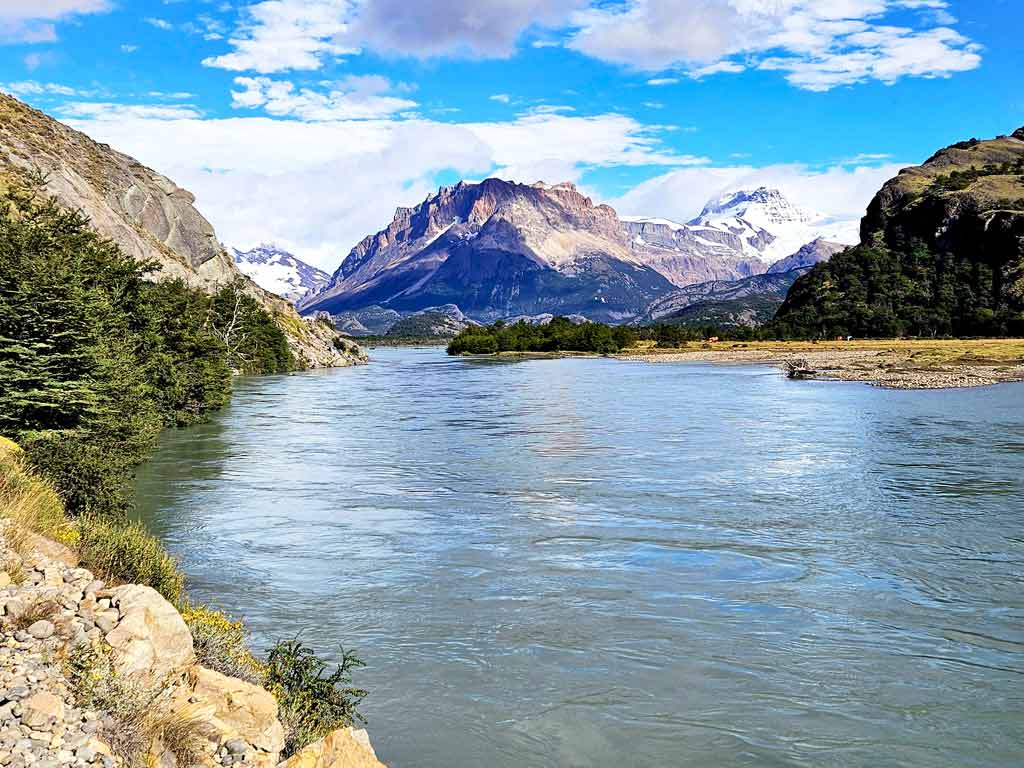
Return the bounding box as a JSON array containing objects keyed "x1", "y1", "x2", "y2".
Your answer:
[{"x1": 133, "y1": 348, "x2": 1024, "y2": 767}]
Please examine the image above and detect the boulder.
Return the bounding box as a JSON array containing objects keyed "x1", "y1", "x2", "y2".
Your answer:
[
  {"x1": 104, "y1": 585, "x2": 194, "y2": 681},
  {"x1": 278, "y1": 728, "x2": 387, "y2": 768},
  {"x1": 21, "y1": 691, "x2": 64, "y2": 729},
  {"x1": 171, "y1": 666, "x2": 284, "y2": 758}
]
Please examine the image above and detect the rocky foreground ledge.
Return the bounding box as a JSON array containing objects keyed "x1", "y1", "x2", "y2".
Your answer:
[{"x1": 0, "y1": 527, "x2": 385, "y2": 768}]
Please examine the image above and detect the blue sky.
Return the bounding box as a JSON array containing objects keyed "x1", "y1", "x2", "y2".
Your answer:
[{"x1": 1, "y1": 0, "x2": 1021, "y2": 268}]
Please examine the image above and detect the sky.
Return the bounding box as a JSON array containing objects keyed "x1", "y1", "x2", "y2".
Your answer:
[{"x1": 0, "y1": 0, "x2": 1021, "y2": 270}]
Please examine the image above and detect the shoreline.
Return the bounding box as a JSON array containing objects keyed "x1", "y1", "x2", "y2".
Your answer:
[{"x1": 617, "y1": 339, "x2": 1024, "y2": 390}]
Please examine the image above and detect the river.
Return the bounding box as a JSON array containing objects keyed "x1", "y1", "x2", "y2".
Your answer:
[{"x1": 133, "y1": 347, "x2": 1024, "y2": 767}]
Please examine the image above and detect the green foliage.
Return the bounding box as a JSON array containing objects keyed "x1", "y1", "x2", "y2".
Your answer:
[
  {"x1": 773, "y1": 238, "x2": 1024, "y2": 339},
  {"x1": 181, "y1": 602, "x2": 266, "y2": 684},
  {"x1": 448, "y1": 317, "x2": 638, "y2": 355},
  {"x1": 76, "y1": 516, "x2": 185, "y2": 604},
  {"x1": 265, "y1": 639, "x2": 368, "y2": 756},
  {"x1": 0, "y1": 180, "x2": 291, "y2": 517}
]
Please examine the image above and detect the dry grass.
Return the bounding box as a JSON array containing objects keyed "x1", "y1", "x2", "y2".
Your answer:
[
  {"x1": 10, "y1": 595, "x2": 60, "y2": 631},
  {"x1": 629, "y1": 338, "x2": 1024, "y2": 364},
  {"x1": 0, "y1": 441, "x2": 76, "y2": 554}
]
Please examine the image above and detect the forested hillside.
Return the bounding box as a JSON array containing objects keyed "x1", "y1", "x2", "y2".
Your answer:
[
  {"x1": 774, "y1": 128, "x2": 1024, "y2": 338},
  {"x1": 0, "y1": 181, "x2": 291, "y2": 518}
]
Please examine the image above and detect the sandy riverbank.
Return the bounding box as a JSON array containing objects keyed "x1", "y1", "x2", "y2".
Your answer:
[{"x1": 618, "y1": 339, "x2": 1024, "y2": 389}]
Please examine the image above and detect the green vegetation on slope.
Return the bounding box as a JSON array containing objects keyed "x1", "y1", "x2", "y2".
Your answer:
[
  {"x1": 774, "y1": 129, "x2": 1024, "y2": 339},
  {"x1": 0, "y1": 180, "x2": 292, "y2": 518}
]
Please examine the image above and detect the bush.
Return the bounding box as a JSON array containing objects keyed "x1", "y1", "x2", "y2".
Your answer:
[
  {"x1": 181, "y1": 602, "x2": 266, "y2": 684},
  {"x1": 265, "y1": 639, "x2": 367, "y2": 756},
  {"x1": 64, "y1": 644, "x2": 205, "y2": 768},
  {"x1": 76, "y1": 517, "x2": 184, "y2": 604}
]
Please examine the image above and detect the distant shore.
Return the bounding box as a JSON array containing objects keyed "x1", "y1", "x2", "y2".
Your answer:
[{"x1": 619, "y1": 339, "x2": 1024, "y2": 389}]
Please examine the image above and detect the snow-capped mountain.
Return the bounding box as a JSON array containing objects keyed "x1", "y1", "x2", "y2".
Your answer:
[
  {"x1": 230, "y1": 244, "x2": 331, "y2": 303},
  {"x1": 687, "y1": 186, "x2": 859, "y2": 263}
]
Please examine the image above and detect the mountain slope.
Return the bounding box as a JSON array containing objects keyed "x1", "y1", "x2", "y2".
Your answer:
[
  {"x1": 232, "y1": 244, "x2": 331, "y2": 303},
  {"x1": 0, "y1": 93, "x2": 364, "y2": 368},
  {"x1": 640, "y1": 270, "x2": 809, "y2": 323},
  {"x1": 766, "y1": 239, "x2": 846, "y2": 274},
  {"x1": 301, "y1": 179, "x2": 677, "y2": 323},
  {"x1": 775, "y1": 127, "x2": 1024, "y2": 337}
]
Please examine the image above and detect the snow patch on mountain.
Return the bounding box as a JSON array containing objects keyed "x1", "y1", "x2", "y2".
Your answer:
[
  {"x1": 688, "y1": 186, "x2": 859, "y2": 263},
  {"x1": 231, "y1": 244, "x2": 332, "y2": 303}
]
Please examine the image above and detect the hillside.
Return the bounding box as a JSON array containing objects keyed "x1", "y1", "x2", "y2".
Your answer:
[
  {"x1": 775, "y1": 127, "x2": 1024, "y2": 337},
  {"x1": 0, "y1": 94, "x2": 363, "y2": 368}
]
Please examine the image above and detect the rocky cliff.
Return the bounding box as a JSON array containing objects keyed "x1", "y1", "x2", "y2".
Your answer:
[
  {"x1": 0, "y1": 94, "x2": 363, "y2": 369},
  {"x1": 0, "y1": 522, "x2": 386, "y2": 768}
]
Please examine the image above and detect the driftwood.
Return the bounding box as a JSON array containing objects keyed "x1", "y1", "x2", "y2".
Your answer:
[{"x1": 784, "y1": 359, "x2": 816, "y2": 380}]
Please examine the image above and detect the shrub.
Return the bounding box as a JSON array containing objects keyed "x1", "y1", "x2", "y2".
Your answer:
[
  {"x1": 63, "y1": 644, "x2": 204, "y2": 768},
  {"x1": 180, "y1": 602, "x2": 266, "y2": 684},
  {"x1": 76, "y1": 517, "x2": 184, "y2": 604},
  {"x1": 265, "y1": 639, "x2": 367, "y2": 756}
]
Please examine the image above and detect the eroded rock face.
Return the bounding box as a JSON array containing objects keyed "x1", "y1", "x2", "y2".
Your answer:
[
  {"x1": 279, "y1": 727, "x2": 387, "y2": 768},
  {"x1": 104, "y1": 585, "x2": 195, "y2": 681},
  {"x1": 172, "y1": 666, "x2": 284, "y2": 759}
]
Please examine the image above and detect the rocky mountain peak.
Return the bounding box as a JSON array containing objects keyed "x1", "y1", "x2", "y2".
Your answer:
[
  {"x1": 1012, "y1": 126, "x2": 1024, "y2": 141},
  {"x1": 692, "y1": 186, "x2": 814, "y2": 227},
  {"x1": 231, "y1": 244, "x2": 331, "y2": 303}
]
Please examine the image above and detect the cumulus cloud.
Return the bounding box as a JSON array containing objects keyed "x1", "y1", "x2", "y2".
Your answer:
[
  {"x1": 230, "y1": 75, "x2": 417, "y2": 120},
  {"x1": 0, "y1": 0, "x2": 110, "y2": 44},
  {"x1": 62, "y1": 111, "x2": 697, "y2": 270},
  {"x1": 202, "y1": 0, "x2": 359, "y2": 73},
  {"x1": 566, "y1": 0, "x2": 981, "y2": 90}
]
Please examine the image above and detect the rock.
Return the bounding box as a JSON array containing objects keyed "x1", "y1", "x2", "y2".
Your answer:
[
  {"x1": 277, "y1": 728, "x2": 386, "y2": 768},
  {"x1": 0, "y1": 575, "x2": 9, "y2": 590},
  {"x1": 92, "y1": 613, "x2": 117, "y2": 635},
  {"x1": 103, "y1": 586, "x2": 194, "y2": 681},
  {"x1": 20, "y1": 694, "x2": 63, "y2": 730},
  {"x1": 171, "y1": 667, "x2": 283, "y2": 756},
  {"x1": 26, "y1": 622, "x2": 54, "y2": 641}
]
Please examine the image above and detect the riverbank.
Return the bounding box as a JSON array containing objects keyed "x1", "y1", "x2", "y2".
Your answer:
[
  {"x1": 619, "y1": 339, "x2": 1024, "y2": 389},
  {"x1": 0, "y1": 438, "x2": 386, "y2": 768}
]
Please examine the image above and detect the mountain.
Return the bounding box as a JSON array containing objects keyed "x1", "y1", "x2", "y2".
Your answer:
[
  {"x1": 300, "y1": 179, "x2": 677, "y2": 323},
  {"x1": 775, "y1": 127, "x2": 1024, "y2": 337},
  {"x1": 689, "y1": 186, "x2": 860, "y2": 264},
  {"x1": 0, "y1": 93, "x2": 364, "y2": 368},
  {"x1": 231, "y1": 244, "x2": 331, "y2": 303},
  {"x1": 385, "y1": 305, "x2": 476, "y2": 338},
  {"x1": 620, "y1": 217, "x2": 768, "y2": 285},
  {"x1": 640, "y1": 270, "x2": 809, "y2": 324},
  {"x1": 766, "y1": 238, "x2": 847, "y2": 274}
]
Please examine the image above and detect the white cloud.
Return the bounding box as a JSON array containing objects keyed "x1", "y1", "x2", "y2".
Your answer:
[
  {"x1": 144, "y1": 17, "x2": 173, "y2": 30},
  {"x1": 62, "y1": 111, "x2": 698, "y2": 270},
  {"x1": 612, "y1": 161, "x2": 907, "y2": 226},
  {"x1": 3, "y1": 80, "x2": 81, "y2": 97},
  {"x1": 566, "y1": 0, "x2": 981, "y2": 90},
  {"x1": 230, "y1": 75, "x2": 417, "y2": 120},
  {"x1": 202, "y1": 0, "x2": 359, "y2": 73},
  {"x1": 0, "y1": 0, "x2": 110, "y2": 44},
  {"x1": 489, "y1": 93, "x2": 512, "y2": 104},
  {"x1": 58, "y1": 102, "x2": 203, "y2": 120},
  {"x1": 120, "y1": 44, "x2": 139, "y2": 53}
]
